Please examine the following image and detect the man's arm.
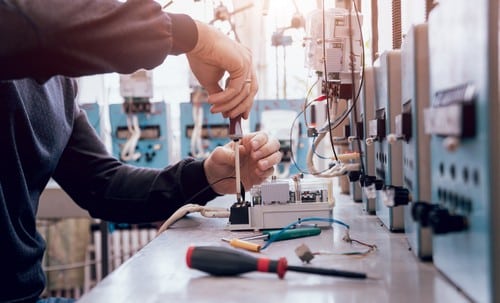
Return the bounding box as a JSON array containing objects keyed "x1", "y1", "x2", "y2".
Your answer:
[
  {"x1": 52, "y1": 104, "x2": 218, "y2": 223},
  {"x1": 0, "y1": 0, "x2": 197, "y2": 80}
]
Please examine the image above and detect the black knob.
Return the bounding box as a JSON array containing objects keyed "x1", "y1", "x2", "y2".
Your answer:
[
  {"x1": 411, "y1": 202, "x2": 438, "y2": 227},
  {"x1": 360, "y1": 175, "x2": 376, "y2": 187},
  {"x1": 382, "y1": 185, "x2": 411, "y2": 207},
  {"x1": 428, "y1": 208, "x2": 468, "y2": 234},
  {"x1": 374, "y1": 179, "x2": 385, "y2": 190},
  {"x1": 348, "y1": 171, "x2": 361, "y2": 182}
]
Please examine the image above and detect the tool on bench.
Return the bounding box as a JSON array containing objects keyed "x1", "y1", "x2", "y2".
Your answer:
[
  {"x1": 186, "y1": 245, "x2": 368, "y2": 279},
  {"x1": 239, "y1": 226, "x2": 322, "y2": 242},
  {"x1": 221, "y1": 237, "x2": 261, "y2": 252},
  {"x1": 221, "y1": 227, "x2": 321, "y2": 252}
]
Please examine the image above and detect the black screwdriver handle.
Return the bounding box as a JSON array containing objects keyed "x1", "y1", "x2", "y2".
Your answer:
[
  {"x1": 186, "y1": 246, "x2": 368, "y2": 280},
  {"x1": 186, "y1": 246, "x2": 287, "y2": 278}
]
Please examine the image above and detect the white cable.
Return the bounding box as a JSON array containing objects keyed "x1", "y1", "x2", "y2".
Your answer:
[
  {"x1": 156, "y1": 204, "x2": 230, "y2": 235},
  {"x1": 120, "y1": 114, "x2": 141, "y2": 162},
  {"x1": 307, "y1": 130, "x2": 360, "y2": 178},
  {"x1": 190, "y1": 104, "x2": 208, "y2": 158}
]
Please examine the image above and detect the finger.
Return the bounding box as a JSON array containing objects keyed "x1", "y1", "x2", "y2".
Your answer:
[
  {"x1": 209, "y1": 81, "x2": 251, "y2": 116},
  {"x1": 252, "y1": 138, "x2": 281, "y2": 161},
  {"x1": 257, "y1": 151, "x2": 282, "y2": 171},
  {"x1": 226, "y1": 71, "x2": 258, "y2": 119},
  {"x1": 254, "y1": 166, "x2": 275, "y2": 179}
]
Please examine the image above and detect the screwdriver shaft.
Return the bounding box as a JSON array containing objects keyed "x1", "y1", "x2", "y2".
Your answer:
[{"x1": 234, "y1": 139, "x2": 241, "y2": 202}]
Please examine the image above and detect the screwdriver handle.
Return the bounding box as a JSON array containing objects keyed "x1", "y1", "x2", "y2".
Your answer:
[
  {"x1": 229, "y1": 116, "x2": 243, "y2": 140},
  {"x1": 223, "y1": 238, "x2": 262, "y2": 252},
  {"x1": 186, "y1": 246, "x2": 287, "y2": 278},
  {"x1": 264, "y1": 227, "x2": 321, "y2": 241}
]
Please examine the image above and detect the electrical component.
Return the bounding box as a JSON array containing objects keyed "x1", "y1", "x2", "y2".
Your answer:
[
  {"x1": 355, "y1": 67, "x2": 377, "y2": 214},
  {"x1": 395, "y1": 23, "x2": 433, "y2": 260},
  {"x1": 226, "y1": 177, "x2": 334, "y2": 231},
  {"x1": 420, "y1": 1, "x2": 500, "y2": 301},
  {"x1": 180, "y1": 102, "x2": 229, "y2": 159},
  {"x1": 370, "y1": 51, "x2": 404, "y2": 232},
  {"x1": 303, "y1": 7, "x2": 363, "y2": 85},
  {"x1": 110, "y1": 102, "x2": 170, "y2": 168}
]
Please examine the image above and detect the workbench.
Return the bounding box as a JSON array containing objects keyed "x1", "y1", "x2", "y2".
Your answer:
[{"x1": 76, "y1": 193, "x2": 471, "y2": 303}]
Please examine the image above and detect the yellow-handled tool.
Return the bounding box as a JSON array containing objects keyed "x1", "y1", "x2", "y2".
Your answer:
[{"x1": 221, "y1": 237, "x2": 261, "y2": 252}]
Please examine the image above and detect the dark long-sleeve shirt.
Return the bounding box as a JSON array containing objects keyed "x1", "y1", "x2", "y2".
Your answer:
[{"x1": 0, "y1": 1, "x2": 218, "y2": 302}]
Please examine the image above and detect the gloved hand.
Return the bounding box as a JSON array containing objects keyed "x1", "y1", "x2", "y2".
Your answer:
[
  {"x1": 186, "y1": 20, "x2": 257, "y2": 119},
  {"x1": 203, "y1": 132, "x2": 281, "y2": 195}
]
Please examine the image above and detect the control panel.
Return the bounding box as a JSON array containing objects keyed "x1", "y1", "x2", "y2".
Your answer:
[
  {"x1": 179, "y1": 102, "x2": 229, "y2": 159},
  {"x1": 109, "y1": 101, "x2": 171, "y2": 168},
  {"x1": 395, "y1": 23, "x2": 432, "y2": 259},
  {"x1": 412, "y1": 1, "x2": 500, "y2": 301},
  {"x1": 368, "y1": 51, "x2": 404, "y2": 231}
]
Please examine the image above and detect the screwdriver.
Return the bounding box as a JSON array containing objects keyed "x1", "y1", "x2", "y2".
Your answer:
[
  {"x1": 221, "y1": 238, "x2": 261, "y2": 252},
  {"x1": 229, "y1": 116, "x2": 243, "y2": 202},
  {"x1": 186, "y1": 245, "x2": 368, "y2": 279},
  {"x1": 239, "y1": 226, "x2": 321, "y2": 242}
]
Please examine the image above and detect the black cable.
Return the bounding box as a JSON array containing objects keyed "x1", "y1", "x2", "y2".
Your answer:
[
  {"x1": 349, "y1": 0, "x2": 366, "y2": 176},
  {"x1": 288, "y1": 103, "x2": 343, "y2": 176},
  {"x1": 302, "y1": 77, "x2": 320, "y2": 129},
  {"x1": 322, "y1": 0, "x2": 339, "y2": 162},
  {"x1": 326, "y1": 2, "x2": 366, "y2": 133},
  {"x1": 185, "y1": 176, "x2": 237, "y2": 203}
]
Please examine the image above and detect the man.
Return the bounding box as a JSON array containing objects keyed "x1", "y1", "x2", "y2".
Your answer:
[{"x1": 0, "y1": 1, "x2": 281, "y2": 302}]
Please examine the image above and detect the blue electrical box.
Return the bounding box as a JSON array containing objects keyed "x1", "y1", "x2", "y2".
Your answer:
[
  {"x1": 370, "y1": 51, "x2": 404, "y2": 232},
  {"x1": 399, "y1": 23, "x2": 432, "y2": 260},
  {"x1": 360, "y1": 67, "x2": 377, "y2": 213},
  {"x1": 249, "y1": 99, "x2": 309, "y2": 178},
  {"x1": 179, "y1": 102, "x2": 230, "y2": 159},
  {"x1": 109, "y1": 101, "x2": 170, "y2": 168},
  {"x1": 420, "y1": 1, "x2": 500, "y2": 301}
]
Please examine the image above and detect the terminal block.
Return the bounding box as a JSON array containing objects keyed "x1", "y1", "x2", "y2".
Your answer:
[{"x1": 226, "y1": 178, "x2": 334, "y2": 231}]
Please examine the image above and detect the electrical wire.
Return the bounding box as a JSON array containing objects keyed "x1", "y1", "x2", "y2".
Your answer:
[
  {"x1": 321, "y1": 0, "x2": 339, "y2": 162},
  {"x1": 327, "y1": 1, "x2": 366, "y2": 133},
  {"x1": 302, "y1": 77, "x2": 320, "y2": 129},
  {"x1": 350, "y1": 0, "x2": 366, "y2": 177},
  {"x1": 120, "y1": 114, "x2": 141, "y2": 162},
  {"x1": 156, "y1": 175, "x2": 238, "y2": 234}
]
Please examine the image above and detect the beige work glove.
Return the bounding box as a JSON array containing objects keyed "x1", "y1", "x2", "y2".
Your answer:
[
  {"x1": 203, "y1": 132, "x2": 282, "y2": 195},
  {"x1": 186, "y1": 21, "x2": 257, "y2": 119}
]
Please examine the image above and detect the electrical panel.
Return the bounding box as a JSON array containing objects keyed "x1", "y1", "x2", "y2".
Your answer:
[
  {"x1": 250, "y1": 99, "x2": 309, "y2": 178},
  {"x1": 347, "y1": 67, "x2": 377, "y2": 212},
  {"x1": 347, "y1": 99, "x2": 362, "y2": 202},
  {"x1": 109, "y1": 101, "x2": 171, "y2": 168},
  {"x1": 411, "y1": 1, "x2": 500, "y2": 301},
  {"x1": 179, "y1": 102, "x2": 229, "y2": 159},
  {"x1": 368, "y1": 51, "x2": 404, "y2": 231},
  {"x1": 396, "y1": 24, "x2": 432, "y2": 259}
]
